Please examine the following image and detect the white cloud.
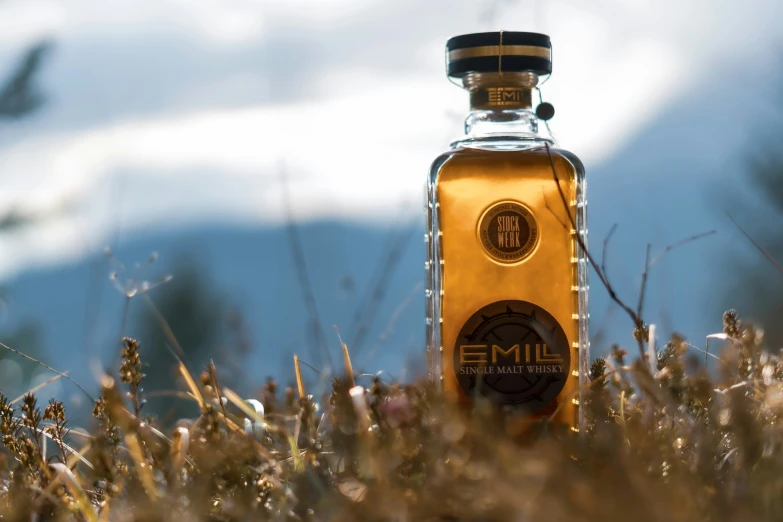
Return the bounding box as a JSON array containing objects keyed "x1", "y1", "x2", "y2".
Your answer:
[
  {"x1": 0, "y1": 79, "x2": 451, "y2": 277},
  {"x1": 0, "y1": 0, "x2": 379, "y2": 50},
  {"x1": 0, "y1": 0, "x2": 781, "y2": 280}
]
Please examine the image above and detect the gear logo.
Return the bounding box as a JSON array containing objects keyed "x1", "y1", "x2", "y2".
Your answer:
[{"x1": 454, "y1": 300, "x2": 570, "y2": 410}]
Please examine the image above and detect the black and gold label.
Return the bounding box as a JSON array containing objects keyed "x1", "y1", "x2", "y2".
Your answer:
[
  {"x1": 477, "y1": 201, "x2": 538, "y2": 263},
  {"x1": 454, "y1": 300, "x2": 570, "y2": 410}
]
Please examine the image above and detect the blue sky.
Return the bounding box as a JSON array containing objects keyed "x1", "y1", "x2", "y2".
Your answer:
[{"x1": 0, "y1": 0, "x2": 780, "y2": 280}]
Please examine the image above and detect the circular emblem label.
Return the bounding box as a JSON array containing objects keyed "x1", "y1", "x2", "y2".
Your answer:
[
  {"x1": 454, "y1": 300, "x2": 570, "y2": 411},
  {"x1": 478, "y1": 201, "x2": 538, "y2": 263}
]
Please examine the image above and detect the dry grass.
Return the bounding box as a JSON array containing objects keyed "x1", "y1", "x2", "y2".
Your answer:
[{"x1": 0, "y1": 310, "x2": 782, "y2": 521}]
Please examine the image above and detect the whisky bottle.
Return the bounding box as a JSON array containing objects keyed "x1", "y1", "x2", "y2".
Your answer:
[{"x1": 426, "y1": 31, "x2": 589, "y2": 432}]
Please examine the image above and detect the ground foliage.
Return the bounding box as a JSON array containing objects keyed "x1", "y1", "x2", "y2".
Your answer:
[{"x1": 0, "y1": 311, "x2": 782, "y2": 521}]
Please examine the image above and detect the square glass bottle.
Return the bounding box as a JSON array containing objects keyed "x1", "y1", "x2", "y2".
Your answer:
[{"x1": 426, "y1": 31, "x2": 589, "y2": 432}]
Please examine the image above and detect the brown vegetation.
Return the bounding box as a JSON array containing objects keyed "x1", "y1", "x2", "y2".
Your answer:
[{"x1": 1, "y1": 309, "x2": 782, "y2": 521}]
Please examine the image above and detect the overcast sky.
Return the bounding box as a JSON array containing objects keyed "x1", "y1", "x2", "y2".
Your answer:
[{"x1": 0, "y1": 0, "x2": 781, "y2": 280}]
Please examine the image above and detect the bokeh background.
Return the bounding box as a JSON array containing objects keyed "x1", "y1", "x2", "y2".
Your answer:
[{"x1": 0, "y1": 0, "x2": 782, "y2": 418}]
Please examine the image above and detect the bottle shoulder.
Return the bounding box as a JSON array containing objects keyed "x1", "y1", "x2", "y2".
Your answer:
[
  {"x1": 555, "y1": 148, "x2": 586, "y2": 180},
  {"x1": 429, "y1": 143, "x2": 585, "y2": 183}
]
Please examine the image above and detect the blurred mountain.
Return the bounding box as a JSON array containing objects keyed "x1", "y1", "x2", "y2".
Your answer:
[{"x1": 0, "y1": 221, "x2": 425, "y2": 409}]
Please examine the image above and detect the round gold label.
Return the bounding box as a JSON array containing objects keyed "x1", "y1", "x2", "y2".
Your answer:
[{"x1": 477, "y1": 201, "x2": 539, "y2": 263}]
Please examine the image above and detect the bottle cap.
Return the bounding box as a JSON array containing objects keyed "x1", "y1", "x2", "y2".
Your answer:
[{"x1": 446, "y1": 31, "x2": 552, "y2": 79}]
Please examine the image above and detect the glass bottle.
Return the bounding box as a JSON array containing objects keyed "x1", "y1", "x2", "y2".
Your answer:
[{"x1": 426, "y1": 31, "x2": 589, "y2": 432}]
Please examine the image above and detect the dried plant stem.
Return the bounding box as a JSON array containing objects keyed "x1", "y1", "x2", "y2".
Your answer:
[
  {"x1": 548, "y1": 364, "x2": 671, "y2": 424},
  {"x1": 544, "y1": 144, "x2": 645, "y2": 359},
  {"x1": 99, "y1": 373, "x2": 174, "y2": 447},
  {"x1": 335, "y1": 326, "x2": 356, "y2": 388},
  {"x1": 141, "y1": 294, "x2": 186, "y2": 360},
  {"x1": 619, "y1": 390, "x2": 628, "y2": 445},
  {"x1": 125, "y1": 433, "x2": 159, "y2": 501},
  {"x1": 545, "y1": 143, "x2": 714, "y2": 364},
  {"x1": 119, "y1": 295, "x2": 131, "y2": 340},
  {"x1": 648, "y1": 230, "x2": 717, "y2": 269},
  {"x1": 726, "y1": 211, "x2": 783, "y2": 276},
  {"x1": 280, "y1": 166, "x2": 332, "y2": 370},
  {"x1": 108, "y1": 294, "x2": 132, "y2": 375},
  {"x1": 636, "y1": 244, "x2": 652, "y2": 325},
  {"x1": 47, "y1": 463, "x2": 98, "y2": 522},
  {"x1": 0, "y1": 341, "x2": 94, "y2": 402},
  {"x1": 140, "y1": 294, "x2": 208, "y2": 414},
  {"x1": 602, "y1": 223, "x2": 618, "y2": 280},
  {"x1": 11, "y1": 372, "x2": 68, "y2": 405},
  {"x1": 34, "y1": 426, "x2": 95, "y2": 471},
  {"x1": 169, "y1": 426, "x2": 188, "y2": 486},
  {"x1": 177, "y1": 361, "x2": 206, "y2": 413},
  {"x1": 294, "y1": 354, "x2": 306, "y2": 400},
  {"x1": 208, "y1": 361, "x2": 227, "y2": 419},
  {"x1": 349, "y1": 216, "x2": 416, "y2": 356},
  {"x1": 362, "y1": 281, "x2": 424, "y2": 365}
]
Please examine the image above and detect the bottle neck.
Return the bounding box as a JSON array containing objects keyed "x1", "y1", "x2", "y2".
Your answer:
[
  {"x1": 463, "y1": 107, "x2": 540, "y2": 138},
  {"x1": 454, "y1": 72, "x2": 550, "y2": 146}
]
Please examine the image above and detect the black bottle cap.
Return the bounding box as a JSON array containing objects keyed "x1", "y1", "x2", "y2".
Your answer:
[{"x1": 446, "y1": 31, "x2": 552, "y2": 79}]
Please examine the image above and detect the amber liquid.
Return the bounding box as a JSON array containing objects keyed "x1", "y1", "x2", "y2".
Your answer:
[{"x1": 431, "y1": 145, "x2": 584, "y2": 429}]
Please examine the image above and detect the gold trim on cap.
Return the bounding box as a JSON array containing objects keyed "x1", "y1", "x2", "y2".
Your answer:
[{"x1": 449, "y1": 45, "x2": 551, "y2": 61}]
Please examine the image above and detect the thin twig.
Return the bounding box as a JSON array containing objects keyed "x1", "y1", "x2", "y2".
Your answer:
[
  {"x1": 350, "y1": 215, "x2": 417, "y2": 357},
  {"x1": 82, "y1": 252, "x2": 108, "y2": 363},
  {"x1": 144, "y1": 390, "x2": 196, "y2": 401},
  {"x1": 544, "y1": 144, "x2": 714, "y2": 365},
  {"x1": 295, "y1": 358, "x2": 323, "y2": 375},
  {"x1": 726, "y1": 211, "x2": 783, "y2": 276},
  {"x1": 141, "y1": 294, "x2": 187, "y2": 360},
  {"x1": 108, "y1": 294, "x2": 132, "y2": 373},
  {"x1": 590, "y1": 318, "x2": 615, "y2": 357},
  {"x1": 293, "y1": 354, "x2": 306, "y2": 400},
  {"x1": 686, "y1": 341, "x2": 729, "y2": 365},
  {"x1": 361, "y1": 281, "x2": 424, "y2": 366},
  {"x1": 208, "y1": 360, "x2": 228, "y2": 420},
  {"x1": 636, "y1": 244, "x2": 652, "y2": 326},
  {"x1": 355, "y1": 373, "x2": 394, "y2": 387},
  {"x1": 119, "y1": 295, "x2": 131, "y2": 343},
  {"x1": 280, "y1": 166, "x2": 332, "y2": 370},
  {"x1": 0, "y1": 341, "x2": 94, "y2": 402},
  {"x1": 100, "y1": 374, "x2": 175, "y2": 447},
  {"x1": 648, "y1": 230, "x2": 717, "y2": 269},
  {"x1": 541, "y1": 185, "x2": 569, "y2": 231},
  {"x1": 602, "y1": 223, "x2": 618, "y2": 282},
  {"x1": 335, "y1": 326, "x2": 356, "y2": 388},
  {"x1": 543, "y1": 143, "x2": 645, "y2": 360},
  {"x1": 11, "y1": 372, "x2": 68, "y2": 405}
]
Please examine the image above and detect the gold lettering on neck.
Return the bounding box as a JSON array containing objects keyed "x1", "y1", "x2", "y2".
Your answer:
[{"x1": 472, "y1": 87, "x2": 532, "y2": 110}]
